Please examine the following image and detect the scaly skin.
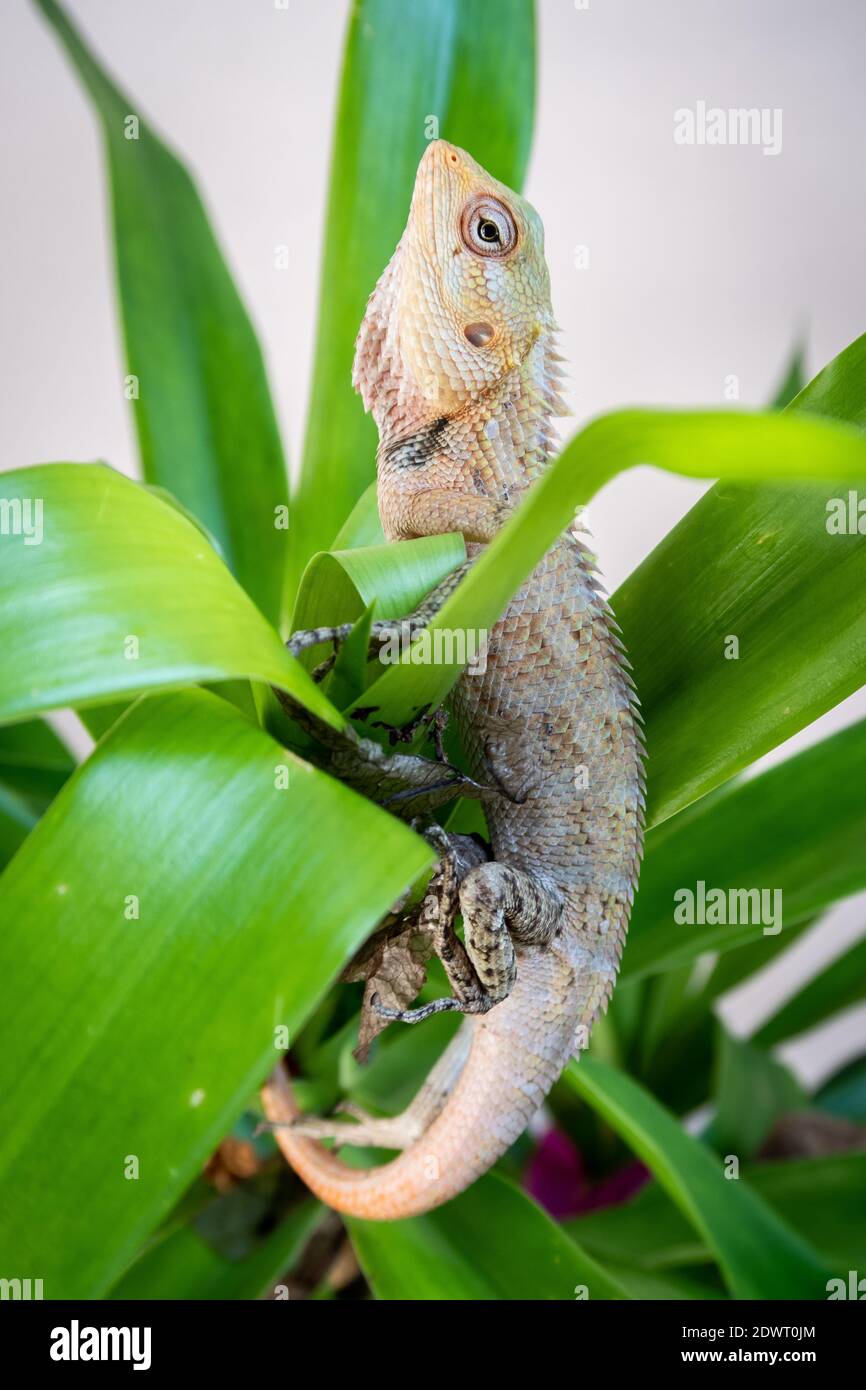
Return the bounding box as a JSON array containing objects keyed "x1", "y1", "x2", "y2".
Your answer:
[{"x1": 263, "y1": 142, "x2": 644, "y2": 1219}]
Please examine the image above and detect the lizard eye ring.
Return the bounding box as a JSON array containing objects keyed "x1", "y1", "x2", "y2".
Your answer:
[{"x1": 459, "y1": 196, "x2": 518, "y2": 258}]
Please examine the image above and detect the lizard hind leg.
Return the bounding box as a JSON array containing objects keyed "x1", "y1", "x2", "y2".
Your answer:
[
  {"x1": 277, "y1": 1022, "x2": 473, "y2": 1152},
  {"x1": 378, "y1": 863, "x2": 564, "y2": 1024}
]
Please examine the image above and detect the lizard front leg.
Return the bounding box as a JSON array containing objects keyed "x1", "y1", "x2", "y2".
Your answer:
[
  {"x1": 277, "y1": 560, "x2": 489, "y2": 817},
  {"x1": 384, "y1": 487, "x2": 509, "y2": 545}
]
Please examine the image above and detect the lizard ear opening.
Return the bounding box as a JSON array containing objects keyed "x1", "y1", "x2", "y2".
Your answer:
[{"x1": 464, "y1": 321, "x2": 495, "y2": 348}]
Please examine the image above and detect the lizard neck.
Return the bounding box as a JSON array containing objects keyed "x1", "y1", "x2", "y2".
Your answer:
[{"x1": 376, "y1": 330, "x2": 567, "y2": 503}]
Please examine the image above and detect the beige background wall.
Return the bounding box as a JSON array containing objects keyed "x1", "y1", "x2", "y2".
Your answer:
[{"x1": 2, "y1": 0, "x2": 865, "y2": 1081}]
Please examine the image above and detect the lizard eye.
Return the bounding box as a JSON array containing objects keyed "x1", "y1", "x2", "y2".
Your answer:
[{"x1": 460, "y1": 196, "x2": 518, "y2": 258}]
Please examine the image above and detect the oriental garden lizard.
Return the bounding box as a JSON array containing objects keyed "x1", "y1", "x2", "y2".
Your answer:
[{"x1": 262, "y1": 141, "x2": 645, "y2": 1219}]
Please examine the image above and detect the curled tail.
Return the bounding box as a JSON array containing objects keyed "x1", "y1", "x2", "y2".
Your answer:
[{"x1": 262, "y1": 943, "x2": 613, "y2": 1220}]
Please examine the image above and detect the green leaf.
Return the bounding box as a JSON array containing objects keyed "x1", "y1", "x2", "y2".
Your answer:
[
  {"x1": 706, "y1": 1026, "x2": 805, "y2": 1159},
  {"x1": 35, "y1": 0, "x2": 288, "y2": 625},
  {"x1": 0, "y1": 464, "x2": 340, "y2": 730},
  {"x1": 616, "y1": 332, "x2": 866, "y2": 824},
  {"x1": 327, "y1": 602, "x2": 376, "y2": 712},
  {"x1": 623, "y1": 719, "x2": 866, "y2": 980},
  {"x1": 0, "y1": 719, "x2": 75, "y2": 864},
  {"x1": 348, "y1": 1171, "x2": 628, "y2": 1301},
  {"x1": 567, "y1": 1184, "x2": 707, "y2": 1273},
  {"x1": 289, "y1": 0, "x2": 536, "y2": 596},
  {"x1": 744, "y1": 1153, "x2": 866, "y2": 1271},
  {"x1": 569, "y1": 1152, "x2": 866, "y2": 1277},
  {"x1": 0, "y1": 718, "x2": 75, "y2": 807},
  {"x1": 754, "y1": 933, "x2": 866, "y2": 1048},
  {"x1": 0, "y1": 690, "x2": 431, "y2": 1297},
  {"x1": 606, "y1": 1263, "x2": 723, "y2": 1300},
  {"x1": 355, "y1": 399, "x2": 866, "y2": 731},
  {"x1": 332, "y1": 484, "x2": 385, "y2": 551},
  {"x1": 110, "y1": 1201, "x2": 323, "y2": 1300},
  {"x1": 291, "y1": 535, "x2": 465, "y2": 661},
  {"x1": 563, "y1": 1057, "x2": 831, "y2": 1299}
]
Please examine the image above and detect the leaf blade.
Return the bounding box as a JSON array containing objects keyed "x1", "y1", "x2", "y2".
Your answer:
[
  {"x1": 35, "y1": 0, "x2": 289, "y2": 624},
  {"x1": 349, "y1": 1171, "x2": 628, "y2": 1301},
  {"x1": 0, "y1": 464, "x2": 340, "y2": 730},
  {"x1": 0, "y1": 690, "x2": 432, "y2": 1297},
  {"x1": 563, "y1": 1058, "x2": 831, "y2": 1299}
]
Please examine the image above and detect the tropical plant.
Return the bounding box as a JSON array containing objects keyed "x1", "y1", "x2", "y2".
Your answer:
[{"x1": 1, "y1": 0, "x2": 864, "y2": 1301}]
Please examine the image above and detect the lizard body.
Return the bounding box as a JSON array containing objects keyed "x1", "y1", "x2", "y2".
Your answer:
[{"x1": 263, "y1": 142, "x2": 644, "y2": 1218}]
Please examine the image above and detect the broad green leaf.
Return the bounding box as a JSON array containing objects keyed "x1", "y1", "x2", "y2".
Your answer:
[
  {"x1": 0, "y1": 719, "x2": 75, "y2": 808},
  {"x1": 617, "y1": 332, "x2": 866, "y2": 823},
  {"x1": 607, "y1": 1264, "x2": 722, "y2": 1300},
  {"x1": 569, "y1": 1153, "x2": 866, "y2": 1276},
  {"x1": 745, "y1": 1153, "x2": 866, "y2": 1271},
  {"x1": 291, "y1": 535, "x2": 465, "y2": 654},
  {"x1": 623, "y1": 719, "x2": 866, "y2": 980},
  {"x1": 567, "y1": 1184, "x2": 706, "y2": 1273},
  {"x1": 563, "y1": 1058, "x2": 831, "y2": 1298},
  {"x1": 0, "y1": 464, "x2": 340, "y2": 730},
  {"x1": 36, "y1": 0, "x2": 288, "y2": 625},
  {"x1": 754, "y1": 933, "x2": 866, "y2": 1048},
  {"x1": 0, "y1": 690, "x2": 431, "y2": 1297},
  {"x1": 110, "y1": 1201, "x2": 323, "y2": 1300},
  {"x1": 0, "y1": 719, "x2": 75, "y2": 864},
  {"x1": 706, "y1": 1026, "x2": 805, "y2": 1159},
  {"x1": 327, "y1": 602, "x2": 376, "y2": 712},
  {"x1": 348, "y1": 1171, "x2": 628, "y2": 1301},
  {"x1": 0, "y1": 785, "x2": 44, "y2": 870},
  {"x1": 290, "y1": 0, "x2": 536, "y2": 596},
  {"x1": 331, "y1": 483, "x2": 385, "y2": 551},
  {"x1": 356, "y1": 402, "x2": 866, "y2": 730}
]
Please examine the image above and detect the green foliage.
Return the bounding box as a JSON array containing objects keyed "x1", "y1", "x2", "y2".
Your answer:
[
  {"x1": 0, "y1": 692, "x2": 431, "y2": 1296},
  {"x1": 563, "y1": 1060, "x2": 829, "y2": 1300},
  {"x1": 349, "y1": 1172, "x2": 629, "y2": 1301},
  {"x1": 35, "y1": 0, "x2": 289, "y2": 626},
  {"x1": 4, "y1": 0, "x2": 862, "y2": 1301}
]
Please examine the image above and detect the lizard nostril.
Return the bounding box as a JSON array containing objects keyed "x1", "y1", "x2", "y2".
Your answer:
[{"x1": 465, "y1": 321, "x2": 495, "y2": 348}]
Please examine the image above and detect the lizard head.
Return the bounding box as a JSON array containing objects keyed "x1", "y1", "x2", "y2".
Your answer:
[{"x1": 354, "y1": 140, "x2": 555, "y2": 433}]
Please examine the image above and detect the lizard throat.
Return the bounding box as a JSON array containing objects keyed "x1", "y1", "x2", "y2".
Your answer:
[{"x1": 377, "y1": 332, "x2": 568, "y2": 498}]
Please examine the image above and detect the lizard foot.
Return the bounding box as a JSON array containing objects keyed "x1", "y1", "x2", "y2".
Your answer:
[
  {"x1": 372, "y1": 989, "x2": 494, "y2": 1024},
  {"x1": 264, "y1": 1103, "x2": 423, "y2": 1152}
]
